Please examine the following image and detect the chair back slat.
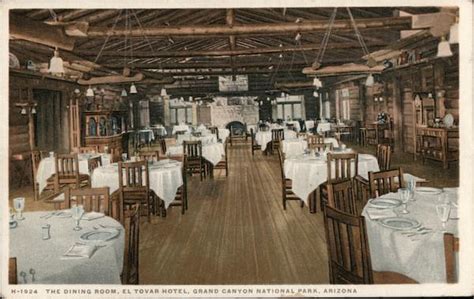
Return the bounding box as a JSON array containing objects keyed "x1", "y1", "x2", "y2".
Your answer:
[
  {"x1": 368, "y1": 168, "x2": 404, "y2": 198},
  {"x1": 118, "y1": 161, "x2": 149, "y2": 192},
  {"x1": 271, "y1": 129, "x2": 284, "y2": 141},
  {"x1": 64, "y1": 187, "x2": 110, "y2": 215},
  {"x1": 308, "y1": 134, "x2": 324, "y2": 145},
  {"x1": 309, "y1": 142, "x2": 333, "y2": 152},
  {"x1": 55, "y1": 153, "x2": 80, "y2": 178},
  {"x1": 183, "y1": 140, "x2": 202, "y2": 159},
  {"x1": 327, "y1": 153, "x2": 358, "y2": 181},
  {"x1": 327, "y1": 179, "x2": 358, "y2": 215},
  {"x1": 377, "y1": 144, "x2": 392, "y2": 171},
  {"x1": 122, "y1": 203, "x2": 140, "y2": 284},
  {"x1": 158, "y1": 138, "x2": 167, "y2": 155},
  {"x1": 324, "y1": 205, "x2": 373, "y2": 284}
]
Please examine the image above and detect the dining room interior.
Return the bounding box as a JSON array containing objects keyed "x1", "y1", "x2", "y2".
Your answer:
[{"x1": 5, "y1": 5, "x2": 469, "y2": 289}]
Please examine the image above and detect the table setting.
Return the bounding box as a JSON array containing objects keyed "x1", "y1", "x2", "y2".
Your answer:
[
  {"x1": 362, "y1": 185, "x2": 459, "y2": 283},
  {"x1": 91, "y1": 159, "x2": 183, "y2": 208},
  {"x1": 9, "y1": 204, "x2": 124, "y2": 284}
]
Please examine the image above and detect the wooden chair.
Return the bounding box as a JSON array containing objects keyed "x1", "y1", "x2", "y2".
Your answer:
[
  {"x1": 45, "y1": 153, "x2": 90, "y2": 194},
  {"x1": 444, "y1": 233, "x2": 459, "y2": 283},
  {"x1": 368, "y1": 168, "x2": 404, "y2": 198},
  {"x1": 270, "y1": 129, "x2": 284, "y2": 154},
  {"x1": 175, "y1": 130, "x2": 187, "y2": 135},
  {"x1": 376, "y1": 144, "x2": 392, "y2": 171},
  {"x1": 9, "y1": 257, "x2": 17, "y2": 284},
  {"x1": 183, "y1": 140, "x2": 206, "y2": 181},
  {"x1": 229, "y1": 125, "x2": 246, "y2": 146},
  {"x1": 121, "y1": 203, "x2": 140, "y2": 284},
  {"x1": 323, "y1": 205, "x2": 418, "y2": 284},
  {"x1": 352, "y1": 175, "x2": 370, "y2": 215},
  {"x1": 250, "y1": 128, "x2": 260, "y2": 155},
  {"x1": 31, "y1": 150, "x2": 46, "y2": 201},
  {"x1": 277, "y1": 148, "x2": 303, "y2": 210},
  {"x1": 88, "y1": 155, "x2": 102, "y2": 173},
  {"x1": 318, "y1": 152, "x2": 358, "y2": 212},
  {"x1": 209, "y1": 126, "x2": 219, "y2": 141},
  {"x1": 359, "y1": 127, "x2": 367, "y2": 146},
  {"x1": 296, "y1": 132, "x2": 308, "y2": 139},
  {"x1": 308, "y1": 134, "x2": 324, "y2": 146},
  {"x1": 309, "y1": 142, "x2": 333, "y2": 152},
  {"x1": 166, "y1": 156, "x2": 188, "y2": 216},
  {"x1": 286, "y1": 123, "x2": 295, "y2": 131},
  {"x1": 213, "y1": 139, "x2": 229, "y2": 177},
  {"x1": 117, "y1": 161, "x2": 155, "y2": 223},
  {"x1": 138, "y1": 151, "x2": 160, "y2": 162},
  {"x1": 158, "y1": 138, "x2": 167, "y2": 156},
  {"x1": 64, "y1": 187, "x2": 111, "y2": 215},
  {"x1": 327, "y1": 179, "x2": 358, "y2": 215},
  {"x1": 192, "y1": 131, "x2": 202, "y2": 137}
]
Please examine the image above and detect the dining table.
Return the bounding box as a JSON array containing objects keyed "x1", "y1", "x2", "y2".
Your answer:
[
  {"x1": 10, "y1": 211, "x2": 124, "y2": 284},
  {"x1": 305, "y1": 120, "x2": 315, "y2": 131},
  {"x1": 36, "y1": 153, "x2": 111, "y2": 194},
  {"x1": 362, "y1": 187, "x2": 459, "y2": 283},
  {"x1": 281, "y1": 138, "x2": 308, "y2": 157},
  {"x1": 172, "y1": 124, "x2": 191, "y2": 134},
  {"x1": 151, "y1": 125, "x2": 167, "y2": 137},
  {"x1": 316, "y1": 122, "x2": 332, "y2": 134},
  {"x1": 91, "y1": 160, "x2": 183, "y2": 208},
  {"x1": 167, "y1": 142, "x2": 225, "y2": 166},
  {"x1": 284, "y1": 120, "x2": 301, "y2": 132},
  {"x1": 137, "y1": 129, "x2": 155, "y2": 144},
  {"x1": 177, "y1": 133, "x2": 217, "y2": 145},
  {"x1": 255, "y1": 129, "x2": 297, "y2": 151},
  {"x1": 284, "y1": 152, "x2": 379, "y2": 205},
  {"x1": 218, "y1": 128, "x2": 230, "y2": 142}
]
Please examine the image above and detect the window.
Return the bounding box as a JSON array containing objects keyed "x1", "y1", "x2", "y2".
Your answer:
[
  {"x1": 139, "y1": 100, "x2": 150, "y2": 127},
  {"x1": 323, "y1": 101, "x2": 331, "y2": 119},
  {"x1": 276, "y1": 95, "x2": 303, "y2": 120},
  {"x1": 170, "y1": 107, "x2": 193, "y2": 125}
]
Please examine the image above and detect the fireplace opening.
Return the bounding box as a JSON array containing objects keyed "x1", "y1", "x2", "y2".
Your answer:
[{"x1": 226, "y1": 121, "x2": 246, "y2": 136}]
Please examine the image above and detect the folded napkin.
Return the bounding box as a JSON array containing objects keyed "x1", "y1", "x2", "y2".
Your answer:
[
  {"x1": 365, "y1": 207, "x2": 397, "y2": 220},
  {"x1": 82, "y1": 211, "x2": 105, "y2": 221},
  {"x1": 61, "y1": 244, "x2": 98, "y2": 259}
]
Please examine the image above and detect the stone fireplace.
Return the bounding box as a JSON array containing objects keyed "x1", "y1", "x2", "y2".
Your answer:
[{"x1": 208, "y1": 97, "x2": 259, "y2": 129}]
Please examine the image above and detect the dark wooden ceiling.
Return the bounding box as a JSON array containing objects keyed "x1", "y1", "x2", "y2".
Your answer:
[{"x1": 9, "y1": 7, "x2": 440, "y2": 97}]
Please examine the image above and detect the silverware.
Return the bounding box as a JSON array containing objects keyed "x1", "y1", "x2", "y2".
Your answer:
[
  {"x1": 29, "y1": 268, "x2": 35, "y2": 282},
  {"x1": 20, "y1": 271, "x2": 27, "y2": 283}
]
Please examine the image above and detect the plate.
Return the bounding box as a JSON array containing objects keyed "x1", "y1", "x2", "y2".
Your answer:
[
  {"x1": 415, "y1": 187, "x2": 442, "y2": 195},
  {"x1": 55, "y1": 210, "x2": 72, "y2": 218},
  {"x1": 379, "y1": 217, "x2": 421, "y2": 230},
  {"x1": 368, "y1": 198, "x2": 402, "y2": 209},
  {"x1": 80, "y1": 229, "x2": 120, "y2": 242},
  {"x1": 443, "y1": 113, "x2": 454, "y2": 128}
]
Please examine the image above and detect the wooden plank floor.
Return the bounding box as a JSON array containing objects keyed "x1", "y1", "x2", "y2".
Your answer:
[{"x1": 139, "y1": 142, "x2": 329, "y2": 284}]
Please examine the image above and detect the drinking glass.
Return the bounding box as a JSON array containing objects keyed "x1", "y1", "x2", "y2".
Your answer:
[
  {"x1": 437, "y1": 192, "x2": 449, "y2": 204},
  {"x1": 407, "y1": 178, "x2": 416, "y2": 201},
  {"x1": 71, "y1": 205, "x2": 85, "y2": 231},
  {"x1": 436, "y1": 204, "x2": 451, "y2": 231},
  {"x1": 398, "y1": 188, "x2": 410, "y2": 214},
  {"x1": 13, "y1": 197, "x2": 25, "y2": 220}
]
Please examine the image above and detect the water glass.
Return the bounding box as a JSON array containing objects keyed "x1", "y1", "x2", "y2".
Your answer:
[
  {"x1": 436, "y1": 204, "x2": 451, "y2": 231},
  {"x1": 13, "y1": 197, "x2": 25, "y2": 220},
  {"x1": 437, "y1": 192, "x2": 449, "y2": 204},
  {"x1": 398, "y1": 188, "x2": 410, "y2": 214},
  {"x1": 71, "y1": 205, "x2": 85, "y2": 231}
]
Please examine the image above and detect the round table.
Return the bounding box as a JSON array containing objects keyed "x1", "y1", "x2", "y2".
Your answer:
[
  {"x1": 10, "y1": 211, "x2": 124, "y2": 284},
  {"x1": 281, "y1": 138, "x2": 308, "y2": 157},
  {"x1": 167, "y1": 142, "x2": 225, "y2": 166},
  {"x1": 172, "y1": 125, "x2": 190, "y2": 134},
  {"x1": 362, "y1": 188, "x2": 458, "y2": 283},
  {"x1": 284, "y1": 153, "x2": 379, "y2": 204},
  {"x1": 255, "y1": 130, "x2": 297, "y2": 151},
  {"x1": 92, "y1": 160, "x2": 183, "y2": 208}
]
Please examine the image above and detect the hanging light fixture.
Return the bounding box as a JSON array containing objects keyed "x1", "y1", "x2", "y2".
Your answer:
[
  {"x1": 121, "y1": 88, "x2": 128, "y2": 97},
  {"x1": 189, "y1": 96, "x2": 193, "y2": 102},
  {"x1": 160, "y1": 88, "x2": 168, "y2": 96},
  {"x1": 313, "y1": 91, "x2": 319, "y2": 97},
  {"x1": 313, "y1": 77, "x2": 323, "y2": 89},
  {"x1": 48, "y1": 47, "x2": 65, "y2": 75},
  {"x1": 20, "y1": 107, "x2": 27, "y2": 115},
  {"x1": 365, "y1": 74, "x2": 374, "y2": 87},
  {"x1": 130, "y1": 83, "x2": 137, "y2": 94},
  {"x1": 86, "y1": 86, "x2": 94, "y2": 97},
  {"x1": 437, "y1": 36, "x2": 453, "y2": 57},
  {"x1": 449, "y1": 19, "x2": 458, "y2": 44},
  {"x1": 280, "y1": 92, "x2": 285, "y2": 98},
  {"x1": 31, "y1": 107, "x2": 36, "y2": 114}
]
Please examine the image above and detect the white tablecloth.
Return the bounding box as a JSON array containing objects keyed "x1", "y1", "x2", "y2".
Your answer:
[
  {"x1": 284, "y1": 121, "x2": 301, "y2": 132},
  {"x1": 255, "y1": 130, "x2": 297, "y2": 151},
  {"x1": 151, "y1": 126, "x2": 167, "y2": 137},
  {"x1": 305, "y1": 120, "x2": 315, "y2": 130},
  {"x1": 218, "y1": 128, "x2": 230, "y2": 141},
  {"x1": 362, "y1": 190, "x2": 458, "y2": 283},
  {"x1": 36, "y1": 154, "x2": 110, "y2": 193},
  {"x1": 281, "y1": 139, "x2": 308, "y2": 157},
  {"x1": 316, "y1": 122, "x2": 332, "y2": 133},
  {"x1": 137, "y1": 129, "x2": 155, "y2": 142},
  {"x1": 91, "y1": 160, "x2": 183, "y2": 208},
  {"x1": 172, "y1": 125, "x2": 191, "y2": 134},
  {"x1": 10, "y1": 211, "x2": 124, "y2": 284},
  {"x1": 177, "y1": 133, "x2": 217, "y2": 145},
  {"x1": 284, "y1": 153, "x2": 379, "y2": 204},
  {"x1": 323, "y1": 137, "x2": 339, "y2": 148},
  {"x1": 167, "y1": 143, "x2": 225, "y2": 166}
]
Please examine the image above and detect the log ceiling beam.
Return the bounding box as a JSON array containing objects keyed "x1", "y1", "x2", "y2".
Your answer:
[
  {"x1": 75, "y1": 41, "x2": 386, "y2": 58},
  {"x1": 82, "y1": 16, "x2": 413, "y2": 38}
]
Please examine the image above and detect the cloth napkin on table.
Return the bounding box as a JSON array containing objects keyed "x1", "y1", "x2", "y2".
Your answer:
[
  {"x1": 61, "y1": 244, "x2": 98, "y2": 259},
  {"x1": 82, "y1": 212, "x2": 105, "y2": 221},
  {"x1": 365, "y1": 207, "x2": 397, "y2": 220}
]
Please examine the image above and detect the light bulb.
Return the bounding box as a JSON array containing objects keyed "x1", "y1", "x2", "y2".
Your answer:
[
  {"x1": 130, "y1": 83, "x2": 137, "y2": 94},
  {"x1": 437, "y1": 37, "x2": 453, "y2": 58},
  {"x1": 121, "y1": 89, "x2": 128, "y2": 97},
  {"x1": 160, "y1": 88, "x2": 167, "y2": 96},
  {"x1": 86, "y1": 86, "x2": 94, "y2": 97},
  {"x1": 365, "y1": 74, "x2": 374, "y2": 86}
]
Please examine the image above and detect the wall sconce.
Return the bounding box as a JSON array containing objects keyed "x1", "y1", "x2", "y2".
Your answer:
[{"x1": 16, "y1": 102, "x2": 37, "y2": 115}]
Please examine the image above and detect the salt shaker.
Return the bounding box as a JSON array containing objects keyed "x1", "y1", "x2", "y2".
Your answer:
[{"x1": 42, "y1": 224, "x2": 51, "y2": 240}]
